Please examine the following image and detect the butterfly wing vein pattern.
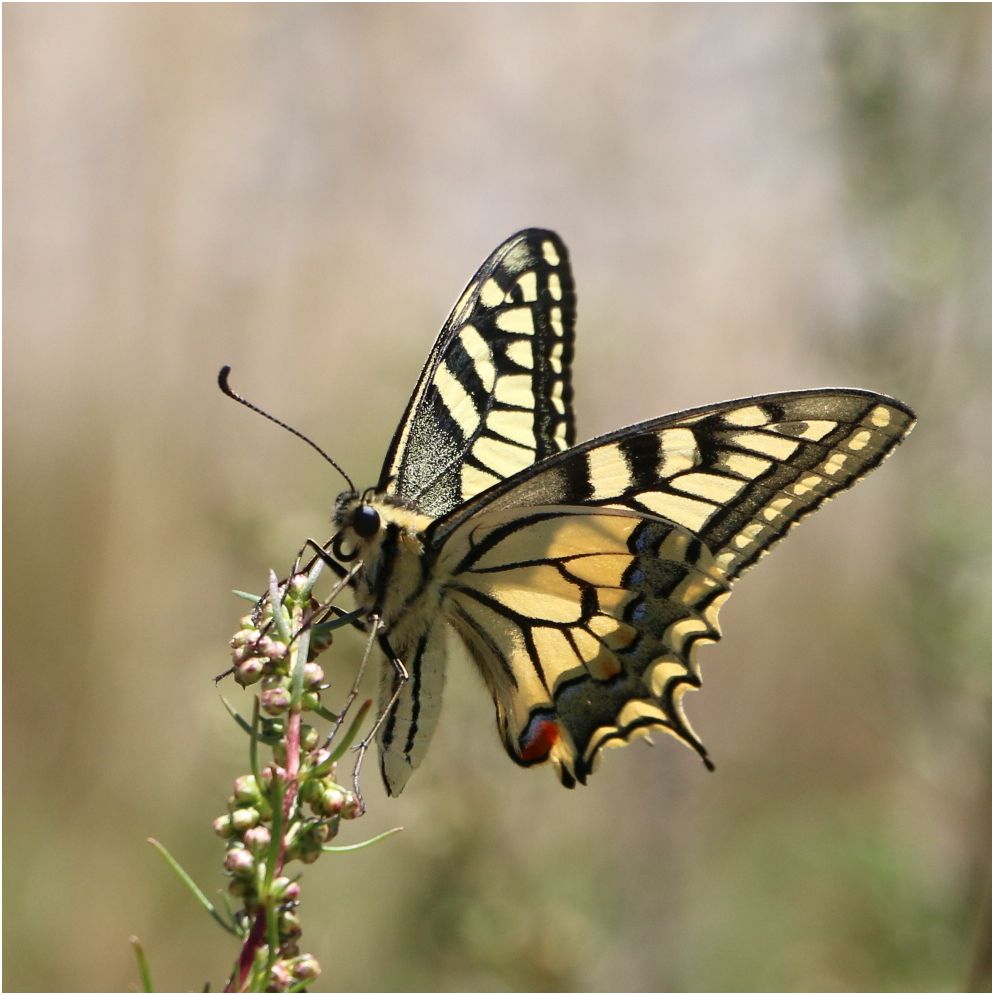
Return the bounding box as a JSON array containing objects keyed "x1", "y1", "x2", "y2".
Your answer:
[
  {"x1": 327, "y1": 228, "x2": 916, "y2": 796},
  {"x1": 378, "y1": 230, "x2": 577, "y2": 518}
]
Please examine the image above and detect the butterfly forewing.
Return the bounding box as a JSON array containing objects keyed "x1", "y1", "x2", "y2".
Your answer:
[
  {"x1": 426, "y1": 390, "x2": 914, "y2": 783},
  {"x1": 378, "y1": 229, "x2": 577, "y2": 517}
]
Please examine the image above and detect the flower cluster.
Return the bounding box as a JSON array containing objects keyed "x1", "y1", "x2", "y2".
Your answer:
[
  {"x1": 215, "y1": 571, "x2": 363, "y2": 991},
  {"x1": 143, "y1": 564, "x2": 396, "y2": 992}
]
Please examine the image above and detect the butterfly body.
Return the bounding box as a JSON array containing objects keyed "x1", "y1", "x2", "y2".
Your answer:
[{"x1": 322, "y1": 230, "x2": 915, "y2": 797}]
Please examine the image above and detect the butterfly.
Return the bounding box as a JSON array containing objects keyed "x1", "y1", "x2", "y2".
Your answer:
[{"x1": 318, "y1": 229, "x2": 915, "y2": 796}]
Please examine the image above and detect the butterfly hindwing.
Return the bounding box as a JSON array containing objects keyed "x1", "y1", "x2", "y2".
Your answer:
[
  {"x1": 377, "y1": 620, "x2": 448, "y2": 794},
  {"x1": 378, "y1": 229, "x2": 577, "y2": 517},
  {"x1": 424, "y1": 390, "x2": 915, "y2": 784},
  {"x1": 437, "y1": 506, "x2": 726, "y2": 786}
]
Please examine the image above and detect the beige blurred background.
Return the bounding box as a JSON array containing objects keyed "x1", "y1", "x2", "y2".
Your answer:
[{"x1": 3, "y1": 5, "x2": 990, "y2": 992}]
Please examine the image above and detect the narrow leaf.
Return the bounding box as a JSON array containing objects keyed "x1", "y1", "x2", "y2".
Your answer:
[
  {"x1": 232, "y1": 589, "x2": 262, "y2": 604},
  {"x1": 130, "y1": 935, "x2": 154, "y2": 992},
  {"x1": 268, "y1": 571, "x2": 292, "y2": 644},
  {"x1": 147, "y1": 839, "x2": 238, "y2": 936},
  {"x1": 323, "y1": 826, "x2": 404, "y2": 852},
  {"x1": 310, "y1": 702, "x2": 339, "y2": 724},
  {"x1": 220, "y1": 697, "x2": 279, "y2": 746}
]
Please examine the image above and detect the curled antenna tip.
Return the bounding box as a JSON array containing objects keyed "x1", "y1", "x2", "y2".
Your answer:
[{"x1": 216, "y1": 364, "x2": 355, "y2": 493}]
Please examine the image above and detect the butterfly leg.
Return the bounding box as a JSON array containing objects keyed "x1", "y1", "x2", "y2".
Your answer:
[
  {"x1": 350, "y1": 631, "x2": 409, "y2": 813},
  {"x1": 301, "y1": 536, "x2": 350, "y2": 582},
  {"x1": 324, "y1": 610, "x2": 380, "y2": 748}
]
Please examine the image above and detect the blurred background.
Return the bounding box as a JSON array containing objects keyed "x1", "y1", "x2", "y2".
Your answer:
[{"x1": 4, "y1": 5, "x2": 990, "y2": 992}]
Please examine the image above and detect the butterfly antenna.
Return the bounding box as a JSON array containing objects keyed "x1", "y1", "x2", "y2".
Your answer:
[{"x1": 218, "y1": 366, "x2": 356, "y2": 493}]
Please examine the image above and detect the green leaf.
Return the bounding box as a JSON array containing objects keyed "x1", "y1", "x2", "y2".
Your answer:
[
  {"x1": 249, "y1": 698, "x2": 264, "y2": 790},
  {"x1": 290, "y1": 626, "x2": 310, "y2": 708},
  {"x1": 232, "y1": 589, "x2": 262, "y2": 604},
  {"x1": 147, "y1": 839, "x2": 238, "y2": 936},
  {"x1": 220, "y1": 697, "x2": 280, "y2": 746},
  {"x1": 268, "y1": 571, "x2": 292, "y2": 644},
  {"x1": 314, "y1": 608, "x2": 364, "y2": 633},
  {"x1": 130, "y1": 935, "x2": 154, "y2": 992},
  {"x1": 310, "y1": 702, "x2": 339, "y2": 724},
  {"x1": 323, "y1": 826, "x2": 404, "y2": 852}
]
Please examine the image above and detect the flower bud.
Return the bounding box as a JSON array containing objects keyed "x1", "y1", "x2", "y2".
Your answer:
[
  {"x1": 309, "y1": 749, "x2": 332, "y2": 772},
  {"x1": 224, "y1": 847, "x2": 255, "y2": 877},
  {"x1": 231, "y1": 646, "x2": 254, "y2": 666},
  {"x1": 235, "y1": 657, "x2": 265, "y2": 686},
  {"x1": 256, "y1": 637, "x2": 287, "y2": 661},
  {"x1": 270, "y1": 875, "x2": 294, "y2": 901},
  {"x1": 261, "y1": 687, "x2": 292, "y2": 715},
  {"x1": 309, "y1": 821, "x2": 333, "y2": 844},
  {"x1": 314, "y1": 785, "x2": 345, "y2": 817},
  {"x1": 243, "y1": 826, "x2": 271, "y2": 852},
  {"x1": 341, "y1": 792, "x2": 362, "y2": 819},
  {"x1": 230, "y1": 807, "x2": 260, "y2": 832},
  {"x1": 297, "y1": 838, "x2": 322, "y2": 864},
  {"x1": 308, "y1": 631, "x2": 334, "y2": 659},
  {"x1": 300, "y1": 724, "x2": 319, "y2": 751},
  {"x1": 232, "y1": 775, "x2": 261, "y2": 804},
  {"x1": 279, "y1": 909, "x2": 302, "y2": 940},
  {"x1": 230, "y1": 628, "x2": 258, "y2": 649},
  {"x1": 212, "y1": 815, "x2": 233, "y2": 838},
  {"x1": 268, "y1": 962, "x2": 292, "y2": 991},
  {"x1": 292, "y1": 955, "x2": 321, "y2": 981},
  {"x1": 302, "y1": 662, "x2": 324, "y2": 689}
]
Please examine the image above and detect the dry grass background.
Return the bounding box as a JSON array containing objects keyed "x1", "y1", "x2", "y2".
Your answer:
[{"x1": 3, "y1": 5, "x2": 990, "y2": 992}]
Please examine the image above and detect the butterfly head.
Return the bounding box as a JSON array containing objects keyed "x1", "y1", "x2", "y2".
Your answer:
[
  {"x1": 331, "y1": 489, "x2": 431, "y2": 564},
  {"x1": 331, "y1": 489, "x2": 380, "y2": 561}
]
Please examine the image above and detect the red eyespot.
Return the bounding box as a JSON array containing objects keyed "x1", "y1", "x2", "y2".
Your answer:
[{"x1": 519, "y1": 713, "x2": 561, "y2": 763}]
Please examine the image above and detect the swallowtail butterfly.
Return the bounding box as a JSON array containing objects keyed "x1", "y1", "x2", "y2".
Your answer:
[{"x1": 312, "y1": 230, "x2": 915, "y2": 795}]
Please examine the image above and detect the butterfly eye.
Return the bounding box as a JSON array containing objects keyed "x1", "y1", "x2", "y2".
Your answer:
[{"x1": 352, "y1": 504, "x2": 381, "y2": 539}]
